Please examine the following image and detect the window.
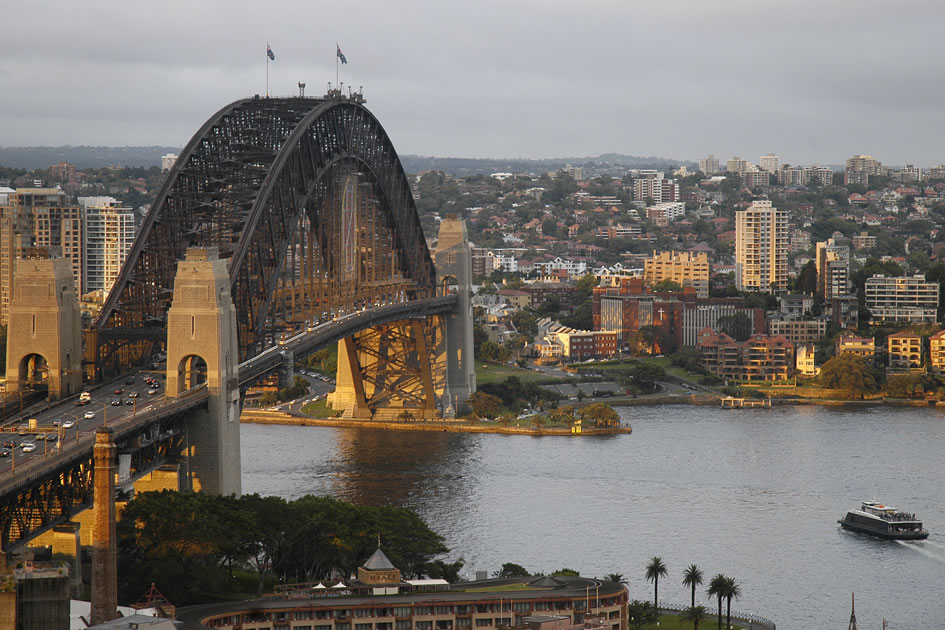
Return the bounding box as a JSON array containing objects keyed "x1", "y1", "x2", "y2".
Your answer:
[
  {"x1": 393, "y1": 608, "x2": 412, "y2": 618},
  {"x1": 475, "y1": 620, "x2": 492, "y2": 627},
  {"x1": 396, "y1": 621, "x2": 412, "y2": 630},
  {"x1": 415, "y1": 607, "x2": 432, "y2": 616},
  {"x1": 416, "y1": 622, "x2": 433, "y2": 630},
  {"x1": 435, "y1": 606, "x2": 451, "y2": 615},
  {"x1": 355, "y1": 623, "x2": 373, "y2": 630}
]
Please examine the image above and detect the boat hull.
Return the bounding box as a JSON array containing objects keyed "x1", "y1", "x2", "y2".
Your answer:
[{"x1": 838, "y1": 519, "x2": 929, "y2": 540}]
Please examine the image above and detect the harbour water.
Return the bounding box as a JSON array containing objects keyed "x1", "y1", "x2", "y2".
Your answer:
[{"x1": 241, "y1": 404, "x2": 945, "y2": 628}]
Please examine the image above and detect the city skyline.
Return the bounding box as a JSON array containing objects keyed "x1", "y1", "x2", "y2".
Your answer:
[{"x1": 3, "y1": 1, "x2": 945, "y2": 165}]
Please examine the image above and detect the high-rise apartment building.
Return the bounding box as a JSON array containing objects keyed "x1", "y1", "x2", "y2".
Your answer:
[
  {"x1": 759, "y1": 153, "x2": 780, "y2": 173},
  {"x1": 80, "y1": 198, "x2": 136, "y2": 295},
  {"x1": 726, "y1": 156, "x2": 750, "y2": 175},
  {"x1": 699, "y1": 155, "x2": 720, "y2": 175},
  {"x1": 161, "y1": 153, "x2": 179, "y2": 172},
  {"x1": 815, "y1": 238, "x2": 850, "y2": 299},
  {"x1": 865, "y1": 275, "x2": 939, "y2": 324},
  {"x1": 632, "y1": 171, "x2": 678, "y2": 203},
  {"x1": 845, "y1": 154, "x2": 884, "y2": 185},
  {"x1": 742, "y1": 168, "x2": 770, "y2": 188},
  {"x1": 644, "y1": 250, "x2": 710, "y2": 298},
  {"x1": 735, "y1": 200, "x2": 788, "y2": 293},
  {"x1": 0, "y1": 188, "x2": 82, "y2": 324},
  {"x1": 930, "y1": 164, "x2": 945, "y2": 180}
]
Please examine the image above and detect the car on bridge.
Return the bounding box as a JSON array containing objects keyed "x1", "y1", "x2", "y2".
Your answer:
[
  {"x1": 0, "y1": 450, "x2": 9, "y2": 458},
  {"x1": 147, "y1": 388, "x2": 159, "y2": 396},
  {"x1": 84, "y1": 410, "x2": 96, "y2": 419},
  {"x1": 21, "y1": 442, "x2": 36, "y2": 453},
  {"x1": 111, "y1": 399, "x2": 122, "y2": 406},
  {"x1": 62, "y1": 420, "x2": 75, "y2": 429}
]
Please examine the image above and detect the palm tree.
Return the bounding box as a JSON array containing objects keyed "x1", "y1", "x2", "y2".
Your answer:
[
  {"x1": 723, "y1": 577, "x2": 741, "y2": 629},
  {"x1": 605, "y1": 573, "x2": 627, "y2": 584},
  {"x1": 682, "y1": 605, "x2": 707, "y2": 630},
  {"x1": 682, "y1": 564, "x2": 704, "y2": 609},
  {"x1": 644, "y1": 556, "x2": 668, "y2": 610},
  {"x1": 706, "y1": 573, "x2": 727, "y2": 630}
]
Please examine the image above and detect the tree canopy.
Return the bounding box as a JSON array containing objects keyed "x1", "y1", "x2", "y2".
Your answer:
[
  {"x1": 117, "y1": 491, "x2": 456, "y2": 606},
  {"x1": 818, "y1": 353, "x2": 880, "y2": 399}
]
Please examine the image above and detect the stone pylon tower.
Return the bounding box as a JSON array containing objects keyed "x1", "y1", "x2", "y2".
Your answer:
[
  {"x1": 434, "y1": 216, "x2": 476, "y2": 413},
  {"x1": 165, "y1": 248, "x2": 241, "y2": 496},
  {"x1": 90, "y1": 427, "x2": 118, "y2": 626},
  {"x1": 5, "y1": 257, "x2": 82, "y2": 400}
]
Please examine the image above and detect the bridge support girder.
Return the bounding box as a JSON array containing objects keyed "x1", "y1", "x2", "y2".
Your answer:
[{"x1": 328, "y1": 316, "x2": 446, "y2": 420}]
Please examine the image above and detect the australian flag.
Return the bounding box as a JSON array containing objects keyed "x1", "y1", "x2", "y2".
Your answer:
[
  {"x1": 337, "y1": 45, "x2": 347, "y2": 64},
  {"x1": 267, "y1": 44, "x2": 275, "y2": 61}
]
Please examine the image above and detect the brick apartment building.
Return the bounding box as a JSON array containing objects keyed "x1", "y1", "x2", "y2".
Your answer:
[{"x1": 697, "y1": 329, "x2": 795, "y2": 382}]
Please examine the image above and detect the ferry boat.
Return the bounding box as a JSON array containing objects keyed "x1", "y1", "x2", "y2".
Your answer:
[{"x1": 838, "y1": 501, "x2": 929, "y2": 540}]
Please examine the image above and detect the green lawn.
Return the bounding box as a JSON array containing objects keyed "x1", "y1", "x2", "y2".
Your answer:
[
  {"x1": 461, "y1": 582, "x2": 546, "y2": 593},
  {"x1": 575, "y1": 357, "x2": 693, "y2": 382},
  {"x1": 300, "y1": 398, "x2": 340, "y2": 417},
  {"x1": 475, "y1": 362, "x2": 559, "y2": 386}
]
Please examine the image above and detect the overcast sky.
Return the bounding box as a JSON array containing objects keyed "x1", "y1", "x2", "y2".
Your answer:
[{"x1": 3, "y1": 0, "x2": 944, "y2": 166}]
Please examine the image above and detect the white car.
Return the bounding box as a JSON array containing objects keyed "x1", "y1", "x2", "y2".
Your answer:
[
  {"x1": 21, "y1": 442, "x2": 36, "y2": 453},
  {"x1": 62, "y1": 420, "x2": 75, "y2": 429},
  {"x1": 147, "y1": 388, "x2": 159, "y2": 395},
  {"x1": 84, "y1": 410, "x2": 96, "y2": 419}
]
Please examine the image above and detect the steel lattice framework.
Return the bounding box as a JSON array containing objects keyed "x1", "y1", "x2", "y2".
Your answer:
[{"x1": 90, "y1": 96, "x2": 436, "y2": 374}]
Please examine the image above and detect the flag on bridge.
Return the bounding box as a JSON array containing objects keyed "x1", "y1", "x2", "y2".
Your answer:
[
  {"x1": 337, "y1": 44, "x2": 347, "y2": 64},
  {"x1": 267, "y1": 44, "x2": 275, "y2": 61}
]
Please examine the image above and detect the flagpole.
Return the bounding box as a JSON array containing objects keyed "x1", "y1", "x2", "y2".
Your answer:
[
  {"x1": 335, "y1": 42, "x2": 339, "y2": 92},
  {"x1": 266, "y1": 42, "x2": 270, "y2": 97}
]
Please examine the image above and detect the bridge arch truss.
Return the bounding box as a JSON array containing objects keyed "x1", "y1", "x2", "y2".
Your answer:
[{"x1": 91, "y1": 96, "x2": 436, "y2": 373}]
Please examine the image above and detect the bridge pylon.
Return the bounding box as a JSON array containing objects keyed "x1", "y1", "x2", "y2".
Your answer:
[
  {"x1": 4, "y1": 256, "x2": 82, "y2": 400},
  {"x1": 435, "y1": 217, "x2": 476, "y2": 413},
  {"x1": 165, "y1": 248, "x2": 241, "y2": 495}
]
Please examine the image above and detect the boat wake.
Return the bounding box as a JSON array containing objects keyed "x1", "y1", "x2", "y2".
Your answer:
[
  {"x1": 896, "y1": 540, "x2": 945, "y2": 563},
  {"x1": 923, "y1": 540, "x2": 945, "y2": 551}
]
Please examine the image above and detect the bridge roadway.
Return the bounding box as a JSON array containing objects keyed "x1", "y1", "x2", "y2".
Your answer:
[
  {"x1": 0, "y1": 295, "x2": 457, "y2": 496},
  {"x1": 238, "y1": 294, "x2": 458, "y2": 386}
]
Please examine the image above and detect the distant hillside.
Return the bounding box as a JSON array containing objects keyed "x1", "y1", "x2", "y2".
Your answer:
[
  {"x1": 0, "y1": 146, "x2": 695, "y2": 175},
  {"x1": 399, "y1": 153, "x2": 696, "y2": 177},
  {"x1": 0, "y1": 146, "x2": 182, "y2": 170}
]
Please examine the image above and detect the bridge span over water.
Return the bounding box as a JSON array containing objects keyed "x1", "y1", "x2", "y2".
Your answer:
[{"x1": 0, "y1": 92, "x2": 474, "y2": 550}]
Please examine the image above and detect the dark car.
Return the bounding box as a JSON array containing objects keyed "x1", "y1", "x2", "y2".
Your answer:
[
  {"x1": 125, "y1": 399, "x2": 134, "y2": 405},
  {"x1": 0, "y1": 451, "x2": 9, "y2": 458},
  {"x1": 113, "y1": 388, "x2": 123, "y2": 395},
  {"x1": 111, "y1": 399, "x2": 122, "y2": 406},
  {"x1": 1, "y1": 440, "x2": 14, "y2": 449},
  {"x1": 126, "y1": 377, "x2": 135, "y2": 385}
]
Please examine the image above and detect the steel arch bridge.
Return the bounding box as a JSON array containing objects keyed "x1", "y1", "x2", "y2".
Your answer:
[{"x1": 87, "y1": 94, "x2": 438, "y2": 375}]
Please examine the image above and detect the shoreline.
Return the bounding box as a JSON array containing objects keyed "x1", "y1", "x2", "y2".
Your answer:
[{"x1": 240, "y1": 410, "x2": 631, "y2": 436}]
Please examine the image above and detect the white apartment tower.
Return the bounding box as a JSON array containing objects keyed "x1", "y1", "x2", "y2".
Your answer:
[
  {"x1": 81, "y1": 198, "x2": 136, "y2": 296},
  {"x1": 759, "y1": 153, "x2": 781, "y2": 173},
  {"x1": 735, "y1": 200, "x2": 788, "y2": 293}
]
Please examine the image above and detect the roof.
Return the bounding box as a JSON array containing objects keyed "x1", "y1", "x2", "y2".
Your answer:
[
  {"x1": 526, "y1": 576, "x2": 568, "y2": 588},
  {"x1": 362, "y1": 547, "x2": 396, "y2": 571}
]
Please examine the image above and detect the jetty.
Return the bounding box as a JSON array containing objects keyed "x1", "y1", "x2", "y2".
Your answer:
[{"x1": 720, "y1": 396, "x2": 772, "y2": 409}]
